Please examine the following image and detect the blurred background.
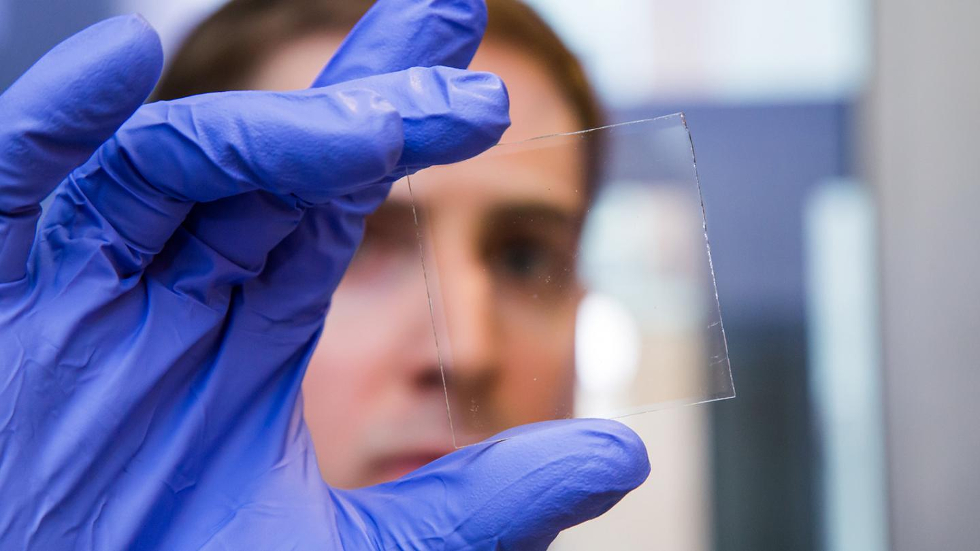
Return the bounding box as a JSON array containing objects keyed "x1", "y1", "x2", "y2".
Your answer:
[{"x1": 3, "y1": 0, "x2": 977, "y2": 549}]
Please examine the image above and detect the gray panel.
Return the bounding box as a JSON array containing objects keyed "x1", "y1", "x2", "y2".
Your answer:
[
  {"x1": 1, "y1": 0, "x2": 112, "y2": 91},
  {"x1": 868, "y1": 1, "x2": 980, "y2": 549}
]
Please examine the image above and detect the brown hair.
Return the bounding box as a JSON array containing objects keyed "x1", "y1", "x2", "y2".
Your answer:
[{"x1": 153, "y1": 0, "x2": 603, "y2": 184}]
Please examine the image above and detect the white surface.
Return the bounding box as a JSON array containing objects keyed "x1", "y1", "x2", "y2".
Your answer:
[
  {"x1": 115, "y1": 0, "x2": 225, "y2": 55},
  {"x1": 805, "y1": 181, "x2": 888, "y2": 551},
  {"x1": 575, "y1": 292, "x2": 642, "y2": 394},
  {"x1": 114, "y1": 0, "x2": 869, "y2": 105}
]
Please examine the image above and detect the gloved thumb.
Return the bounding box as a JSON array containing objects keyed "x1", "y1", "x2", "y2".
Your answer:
[{"x1": 338, "y1": 418, "x2": 651, "y2": 550}]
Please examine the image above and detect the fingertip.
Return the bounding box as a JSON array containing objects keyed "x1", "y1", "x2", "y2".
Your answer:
[
  {"x1": 490, "y1": 418, "x2": 649, "y2": 492},
  {"x1": 575, "y1": 418, "x2": 652, "y2": 490},
  {"x1": 336, "y1": 89, "x2": 406, "y2": 184},
  {"x1": 449, "y1": 69, "x2": 511, "y2": 134},
  {"x1": 317, "y1": 0, "x2": 488, "y2": 85},
  {"x1": 128, "y1": 13, "x2": 164, "y2": 68},
  {"x1": 29, "y1": 14, "x2": 164, "y2": 117},
  {"x1": 346, "y1": 417, "x2": 649, "y2": 549},
  {"x1": 130, "y1": 12, "x2": 152, "y2": 27},
  {"x1": 395, "y1": 66, "x2": 510, "y2": 167},
  {"x1": 400, "y1": 0, "x2": 489, "y2": 42},
  {"x1": 53, "y1": 14, "x2": 166, "y2": 142},
  {"x1": 426, "y1": 0, "x2": 489, "y2": 43},
  {"x1": 0, "y1": 14, "x2": 166, "y2": 207},
  {"x1": 94, "y1": 14, "x2": 165, "y2": 93},
  {"x1": 282, "y1": 86, "x2": 405, "y2": 200}
]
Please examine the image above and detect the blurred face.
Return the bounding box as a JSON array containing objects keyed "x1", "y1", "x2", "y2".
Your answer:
[{"x1": 250, "y1": 33, "x2": 586, "y2": 488}]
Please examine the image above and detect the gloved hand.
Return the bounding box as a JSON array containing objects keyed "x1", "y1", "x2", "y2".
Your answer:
[{"x1": 0, "y1": 1, "x2": 649, "y2": 549}]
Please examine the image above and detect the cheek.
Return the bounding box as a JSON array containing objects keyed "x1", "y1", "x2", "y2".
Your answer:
[
  {"x1": 307, "y1": 277, "x2": 400, "y2": 402},
  {"x1": 301, "y1": 248, "x2": 444, "y2": 487},
  {"x1": 306, "y1": 256, "x2": 426, "y2": 408},
  {"x1": 495, "y1": 298, "x2": 579, "y2": 423},
  {"x1": 302, "y1": 273, "x2": 414, "y2": 483},
  {"x1": 302, "y1": 286, "x2": 385, "y2": 484}
]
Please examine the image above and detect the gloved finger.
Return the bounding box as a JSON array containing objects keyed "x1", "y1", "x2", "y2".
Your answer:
[
  {"x1": 0, "y1": 15, "x2": 162, "y2": 283},
  {"x1": 314, "y1": 0, "x2": 486, "y2": 85},
  {"x1": 180, "y1": 0, "x2": 490, "y2": 281},
  {"x1": 236, "y1": 185, "x2": 392, "y2": 327},
  {"x1": 339, "y1": 418, "x2": 651, "y2": 550},
  {"x1": 40, "y1": 66, "x2": 507, "y2": 278},
  {"x1": 237, "y1": 70, "x2": 508, "y2": 325}
]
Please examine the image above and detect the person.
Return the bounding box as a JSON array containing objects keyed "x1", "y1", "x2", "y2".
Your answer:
[
  {"x1": 0, "y1": 0, "x2": 649, "y2": 548},
  {"x1": 154, "y1": 0, "x2": 603, "y2": 489}
]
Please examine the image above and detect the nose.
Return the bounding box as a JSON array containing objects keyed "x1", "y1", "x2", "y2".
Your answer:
[
  {"x1": 392, "y1": 252, "x2": 449, "y2": 393},
  {"x1": 429, "y1": 234, "x2": 500, "y2": 394}
]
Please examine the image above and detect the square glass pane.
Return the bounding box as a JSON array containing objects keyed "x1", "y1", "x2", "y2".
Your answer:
[{"x1": 407, "y1": 114, "x2": 733, "y2": 447}]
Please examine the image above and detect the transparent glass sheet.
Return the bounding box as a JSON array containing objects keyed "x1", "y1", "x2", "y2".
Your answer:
[{"x1": 408, "y1": 114, "x2": 733, "y2": 447}]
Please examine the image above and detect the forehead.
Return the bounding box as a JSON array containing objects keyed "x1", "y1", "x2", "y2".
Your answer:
[
  {"x1": 391, "y1": 138, "x2": 586, "y2": 218},
  {"x1": 249, "y1": 33, "x2": 588, "y2": 212},
  {"x1": 250, "y1": 33, "x2": 583, "y2": 137},
  {"x1": 468, "y1": 41, "x2": 581, "y2": 143}
]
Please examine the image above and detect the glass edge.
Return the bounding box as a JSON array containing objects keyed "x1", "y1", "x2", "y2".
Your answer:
[
  {"x1": 682, "y1": 113, "x2": 737, "y2": 399},
  {"x1": 496, "y1": 112, "x2": 687, "y2": 147}
]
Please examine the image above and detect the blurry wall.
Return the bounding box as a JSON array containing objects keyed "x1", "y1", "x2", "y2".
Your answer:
[
  {"x1": 521, "y1": 2, "x2": 871, "y2": 550},
  {"x1": 868, "y1": 2, "x2": 980, "y2": 549},
  {"x1": 524, "y1": 0, "x2": 868, "y2": 105},
  {"x1": 522, "y1": 1, "x2": 869, "y2": 549},
  {"x1": 0, "y1": 0, "x2": 111, "y2": 90}
]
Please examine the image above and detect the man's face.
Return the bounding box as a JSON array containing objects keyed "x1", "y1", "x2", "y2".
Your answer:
[{"x1": 251, "y1": 34, "x2": 587, "y2": 488}]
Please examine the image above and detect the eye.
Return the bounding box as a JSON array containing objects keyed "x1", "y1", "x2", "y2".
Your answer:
[
  {"x1": 478, "y1": 204, "x2": 583, "y2": 302},
  {"x1": 494, "y1": 237, "x2": 553, "y2": 280},
  {"x1": 348, "y1": 203, "x2": 419, "y2": 279},
  {"x1": 484, "y1": 229, "x2": 576, "y2": 298}
]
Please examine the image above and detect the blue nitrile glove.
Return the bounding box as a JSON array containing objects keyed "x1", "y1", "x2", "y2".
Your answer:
[{"x1": 0, "y1": 1, "x2": 649, "y2": 549}]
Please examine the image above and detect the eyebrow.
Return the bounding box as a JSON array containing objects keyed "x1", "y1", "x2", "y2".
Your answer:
[
  {"x1": 377, "y1": 197, "x2": 583, "y2": 234},
  {"x1": 484, "y1": 203, "x2": 583, "y2": 231}
]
